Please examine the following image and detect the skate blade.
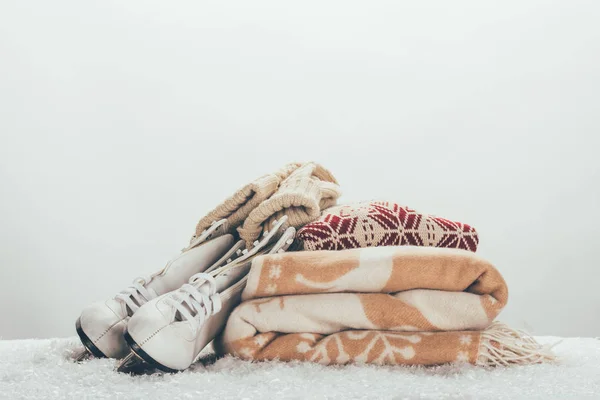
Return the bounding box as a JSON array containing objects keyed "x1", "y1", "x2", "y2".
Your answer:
[
  {"x1": 116, "y1": 351, "x2": 157, "y2": 375},
  {"x1": 121, "y1": 329, "x2": 180, "y2": 374},
  {"x1": 72, "y1": 347, "x2": 92, "y2": 363}
]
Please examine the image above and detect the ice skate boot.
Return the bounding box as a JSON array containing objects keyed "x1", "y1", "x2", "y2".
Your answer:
[
  {"x1": 74, "y1": 219, "x2": 234, "y2": 361},
  {"x1": 117, "y1": 217, "x2": 295, "y2": 373}
]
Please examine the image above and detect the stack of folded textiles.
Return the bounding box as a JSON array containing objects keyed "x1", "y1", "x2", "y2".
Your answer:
[
  {"x1": 76, "y1": 161, "x2": 555, "y2": 373},
  {"x1": 216, "y1": 201, "x2": 555, "y2": 367}
]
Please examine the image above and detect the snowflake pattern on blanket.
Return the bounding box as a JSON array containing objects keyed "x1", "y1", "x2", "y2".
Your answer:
[{"x1": 216, "y1": 246, "x2": 510, "y2": 366}]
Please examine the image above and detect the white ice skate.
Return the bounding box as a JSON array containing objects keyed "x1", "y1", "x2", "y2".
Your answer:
[
  {"x1": 74, "y1": 219, "x2": 237, "y2": 361},
  {"x1": 117, "y1": 217, "x2": 295, "y2": 373}
]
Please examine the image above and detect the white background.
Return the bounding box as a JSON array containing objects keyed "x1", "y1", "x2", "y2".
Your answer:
[{"x1": 1, "y1": 0, "x2": 599, "y2": 340}]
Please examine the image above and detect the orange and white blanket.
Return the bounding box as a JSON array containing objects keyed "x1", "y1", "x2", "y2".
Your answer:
[{"x1": 216, "y1": 246, "x2": 554, "y2": 366}]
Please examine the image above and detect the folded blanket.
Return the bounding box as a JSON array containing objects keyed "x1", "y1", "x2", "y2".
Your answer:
[
  {"x1": 297, "y1": 201, "x2": 479, "y2": 252},
  {"x1": 216, "y1": 246, "x2": 554, "y2": 367},
  {"x1": 193, "y1": 162, "x2": 341, "y2": 247}
]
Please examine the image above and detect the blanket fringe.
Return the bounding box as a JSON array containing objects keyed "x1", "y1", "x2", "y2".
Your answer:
[{"x1": 477, "y1": 321, "x2": 557, "y2": 366}]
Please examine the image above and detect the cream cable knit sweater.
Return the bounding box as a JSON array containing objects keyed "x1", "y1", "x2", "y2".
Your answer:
[
  {"x1": 238, "y1": 162, "x2": 341, "y2": 246},
  {"x1": 193, "y1": 162, "x2": 341, "y2": 247}
]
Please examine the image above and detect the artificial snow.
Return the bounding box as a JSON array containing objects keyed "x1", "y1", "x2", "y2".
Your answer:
[{"x1": 0, "y1": 336, "x2": 598, "y2": 400}]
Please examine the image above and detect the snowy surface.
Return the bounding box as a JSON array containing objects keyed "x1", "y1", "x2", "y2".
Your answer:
[{"x1": 0, "y1": 336, "x2": 599, "y2": 400}]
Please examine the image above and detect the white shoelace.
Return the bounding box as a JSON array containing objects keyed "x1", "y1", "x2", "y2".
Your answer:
[
  {"x1": 114, "y1": 276, "x2": 158, "y2": 314},
  {"x1": 165, "y1": 273, "x2": 222, "y2": 332}
]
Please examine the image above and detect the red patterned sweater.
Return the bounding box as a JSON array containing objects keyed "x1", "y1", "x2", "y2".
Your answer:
[{"x1": 297, "y1": 201, "x2": 479, "y2": 252}]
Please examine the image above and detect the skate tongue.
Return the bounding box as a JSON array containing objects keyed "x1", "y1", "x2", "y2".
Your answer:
[{"x1": 145, "y1": 234, "x2": 235, "y2": 296}]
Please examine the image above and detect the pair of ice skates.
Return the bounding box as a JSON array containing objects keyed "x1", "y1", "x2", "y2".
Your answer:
[{"x1": 74, "y1": 217, "x2": 295, "y2": 373}]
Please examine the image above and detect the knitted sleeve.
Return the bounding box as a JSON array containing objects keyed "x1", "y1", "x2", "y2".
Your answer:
[
  {"x1": 237, "y1": 163, "x2": 342, "y2": 247},
  {"x1": 193, "y1": 163, "x2": 301, "y2": 239}
]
